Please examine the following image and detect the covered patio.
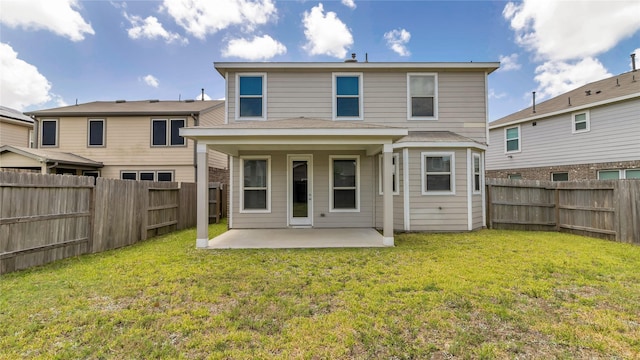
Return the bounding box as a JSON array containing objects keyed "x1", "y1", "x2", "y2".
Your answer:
[{"x1": 207, "y1": 228, "x2": 386, "y2": 249}]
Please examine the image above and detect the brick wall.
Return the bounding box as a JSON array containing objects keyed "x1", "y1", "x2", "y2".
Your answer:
[
  {"x1": 208, "y1": 167, "x2": 229, "y2": 184},
  {"x1": 486, "y1": 160, "x2": 640, "y2": 181}
]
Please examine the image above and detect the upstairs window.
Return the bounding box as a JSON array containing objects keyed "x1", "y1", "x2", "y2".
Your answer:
[
  {"x1": 333, "y1": 73, "x2": 363, "y2": 120},
  {"x1": 422, "y1": 152, "x2": 455, "y2": 195},
  {"x1": 152, "y1": 119, "x2": 185, "y2": 146},
  {"x1": 88, "y1": 119, "x2": 105, "y2": 147},
  {"x1": 408, "y1": 73, "x2": 437, "y2": 119},
  {"x1": 572, "y1": 111, "x2": 590, "y2": 133},
  {"x1": 41, "y1": 119, "x2": 58, "y2": 147},
  {"x1": 237, "y1": 74, "x2": 266, "y2": 119},
  {"x1": 505, "y1": 126, "x2": 520, "y2": 153}
]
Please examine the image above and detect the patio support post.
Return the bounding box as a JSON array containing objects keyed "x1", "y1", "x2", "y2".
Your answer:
[
  {"x1": 382, "y1": 143, "x2": 394, "y2": 246},
  {"x1": 196, "y1": 143, "x2": 209, "y2": 248}
]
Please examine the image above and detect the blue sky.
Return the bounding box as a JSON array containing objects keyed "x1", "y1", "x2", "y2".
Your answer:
[{"x1": 1, "y1": 0, "x2": 639, "y2": 121}]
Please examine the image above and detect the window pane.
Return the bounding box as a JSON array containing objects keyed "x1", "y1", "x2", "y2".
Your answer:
[
  {"x1": 140, "y1": 172, "x2": 154, "y2": 181},
  {"x1": 239, "y1": 76, "x2": 262, "y2": 96},
  {"x1": 426, "y1": 156, "x2": 450, "y2": 172},
  {"x1": 336, "y1": 97, "x2": 359, "y2": 117},
  {"x1": 506, "y1": 139, "x2": 519, "y2": 151},
  {"x1": 336, "y1": 76, "x2": 359, "y2": 95},
  {"x1": 474, "y1": 157, "x2": 480, "y2": 173},
  {"x1": 410, "y1": 76, "x2": 435, "y2": 96},
  {"x1": 239, "y1": 98, "x2": 263, "y2": 117},
  {"x1": 506, "y1": 127, "x2": 519, "y2": 139},
  {"x1": 334, "y1": 189, "x2": 356, "y2": 209},
  {"x1": 411, "y1": 97, "x2": 434, "y2": 117},
  {"x1": 575, "y1": 121, "x2": 587, "y2": 131},
  {"x1": 574, "y1": 113, "x2": 586, "y2": 122},
  {"x1": 599, "y1": 170, "x2": 619, "y2": 180},
  {"x1": 333, "y1": 160, "x2": 356, "y2": 187},
  {"x1": 122, "y1": 172, "x2": 136, "y2": 180},
  {"x1": 474, "y1": 174, "x2": 481, "y2": 191},
  {"x1": 170, "y1": 119, "x2": 185, "y2": 145},
  {"x1": 244, "y1": 189, "x2": 267, "y2": 209},
  {"x1": 427, "y1": 174, "x2": 451, "y2": 191},
  {"x1": 552, "y1": 173, "x2": 569, "y2": 181},
  {"x1": 508, "y1": 174, "x2": 522, "y2": 180},
  {"x1": 42, "y1": 121, "x2": 56, "y2": 146},
  {"x1": 626, "y1": 170, "x2": 640, "y2": 179},
  {"x1": 152, "y1": 120, "x2": 166, "y2": 145},
  {"x1": 157, "y1": 172, "x2": 173, "y2": 181},
  {"x1": 244, "y1": 160, "x2": 267, "y2": 187},
  {"x1": 89, "y1": 120, "x2": 103, "y2": 146}
]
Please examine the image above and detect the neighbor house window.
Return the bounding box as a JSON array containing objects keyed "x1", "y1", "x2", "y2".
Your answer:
[
  {"x1": 473, "y1": 153, "x2": 481, "y2": 193},
  {"x1": 121, "y1": 172, "x2": 137, "y2": 180},
  {"x1": 508, "y1": 173, "x2": 522, "y2": 180},
  {"x1": 422, "y1": 152, "x2": 455, "y2": 195},
  {"x1": 241, "y1": 156, "x2": 270, "y2": 212},
  {"x1": 408, "y1": 73, "x2": 437, "y2": 119},
  {"x1": 140, "y1": 172, "x2": 155, "y2": 181},
  {"x1": 378, "y1": 153, "x2": 399, "y2": 195},
  {"x1": 625, "y1": 169, "x2": 640, "y2": 179},
  {"x1": 333, "y1": 73, "x2": 363, "y2": 119},
  {"x1": 237, "y1": 74, "x2": 266, "y2": 119},
  {"x1": 152, "y1": 119, "x2": 185, "y2": 146},
  {"x1": 552, "y1": 172, "x2": 569, "y2": 181},
  {"x1": 157, "y1": 172, "x2": 173, "y2": 182},
  {"x1": 505, "y1": 126, "x2": 520, "y2": 153},
  {"x1": 83, "y1": 171, "x2": 100, "y2": 178},
  {"x1": 88, "y1": 119, "x2": 105, "y2": 147},
  {"x1": 572, "y1": 111, "x2": 590, "y2": 133},
  {"x1": 41, "y1": 119, "x2": 58, "y2": 147},
  {"x1": 120, "y1": 171, "x2": 174, "y2": 181},
  {"x1": 598, "y1": 170, "x2": 620, "y2": 180},
  {"x1": 330, "y1": 155, "x2": 360, "y2": 211}
]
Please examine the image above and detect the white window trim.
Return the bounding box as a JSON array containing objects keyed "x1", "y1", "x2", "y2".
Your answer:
[
  {"x1": 329, "y1": 155, "x2": 360, "y2": 212},
  {"x1": 421, "y1": 151, "x2": 456, "y2": 195},
  {"x1": 87, "y1": 118, "x2": 105, "y2": 147},
  {"x1": 407, "y1": 72, "x2": 438, "y2": 120},
  {"x1": 151, "y1": 119, "x2": 186, "y2": 147},
  {"x1": 169, "y1": 119, "x2": 186, "y2": 146},
  {"x1": 378, "y1": 153, "x2": 399, "y2": 195},
  {"x1": 332, "y1": 72, "x2": 363, "y2": 120},
  {"x1": 235, "y1": 73, "x2": 267, "y2": 121},
  {"x1": 40, "y1": 118, "x2": 58, "y2": 148},
  {"x1": 239, "y1": 155, "x2": 271, "y2": 213},
  {"x1": 504, "y1": 125, "x2": 521, "y2": 154},
  {"x1": 119, "y1": 170, "x2": 174, "y2": 182},
  {"x1": 472, "y1": 152, "x2": 481, "y2": 194},
  {"x1": 597, "y1": 169, "x2": 621, "y2": 180},
  {"x1": 571, "y1": 110, "x2": 590, "y2": 134}
]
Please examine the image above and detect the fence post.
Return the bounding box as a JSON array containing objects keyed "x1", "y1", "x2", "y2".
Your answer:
[
  {"x1": 486, "y1": 182, "x2": 492, "y2": 229},
  {"x1": 554, "y1": 186, "x2": 560, "y2": 232},
  {"x1": 88, "y1": 179, "x2": 96, "y2": 253}
]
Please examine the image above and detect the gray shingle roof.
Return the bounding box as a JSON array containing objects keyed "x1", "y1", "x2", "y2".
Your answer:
[
  {"x1": 0, "y1": 106, "x2": 33, "y2": 123},
  {"x1": 25, "y1": 100, "x2": 223, "y2": 117},
  {"x1": 0, "y1": 145, "x2": 103, "y2": 167},
  {"x1": 490, "y1": 70, "x2": 640, "y2": 128},
  {"x1": 396, "y1": 131, "x2": 485, "y2": 145}
]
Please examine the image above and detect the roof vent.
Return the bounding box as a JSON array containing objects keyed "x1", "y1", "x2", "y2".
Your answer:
[
  {"x1": 185, "y1": 99, "x2": 195, "y2": 103},
  {"x1": 115, "y1": 100, "x2": 126, "y2": 103},
  {"x1": 345, "y1": 53, "x2": 357, "y2": 63},
  {"x1": 149, "y1": 99, "x2": 159, "y2": 103},
  {"x1": 585, "y1": 90, "x2": 591, "y2": 96}
]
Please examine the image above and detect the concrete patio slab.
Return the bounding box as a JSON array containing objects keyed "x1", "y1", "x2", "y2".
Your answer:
[{"x1": 207, "y1": 228, "x2": 388, "y2": 249}]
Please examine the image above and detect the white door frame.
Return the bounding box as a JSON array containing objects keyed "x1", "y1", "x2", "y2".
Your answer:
[{"x1": 287, "y1": 154, "x2": 313, "y2": 227}]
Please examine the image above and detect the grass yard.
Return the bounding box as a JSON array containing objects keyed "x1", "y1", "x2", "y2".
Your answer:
[{"x1": 1, "y1": 224, "x2": 639, "y2": 359}]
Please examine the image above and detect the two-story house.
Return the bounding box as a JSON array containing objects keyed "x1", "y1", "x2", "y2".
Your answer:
[
  {"x1": 11, "y1": 100, "x2": 227, "y2": 182},
  {"x1": 486, "y1": 70, "x2": 640, "y2": 181},
  {"x1": 182, "y1": 60, "x2": 499, "y2": 247}
]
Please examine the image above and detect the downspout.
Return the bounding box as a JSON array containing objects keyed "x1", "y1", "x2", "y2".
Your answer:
[{"x1": 191, "y1": 113, "x2": 199, "y2": 181}]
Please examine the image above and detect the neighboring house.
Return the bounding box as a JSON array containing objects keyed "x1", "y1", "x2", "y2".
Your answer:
[
  {"x1": 17, "y1": 100, "x2": 227, "y2": 182},
  {"x1": 182, "y1": 60, "x2": 499, "y2": 246},
  {"x1": 486, "y1": 70, "x2": 640, "y2": 181},
  {"x1": 0, "y1": 145, "x2": 103, "y2": 174},
  {"x1": 0, "y1": 106, "x2": 34, "y2": 148}
]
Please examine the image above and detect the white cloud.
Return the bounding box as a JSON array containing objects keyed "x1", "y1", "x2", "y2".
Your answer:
[
  {"x1": 302, "y1": 3, "x2": 353, "y2": 58},
  {"x1": 125, "y1": 13, "x2": 188, "y2": 45},
  {"x1": 161, "y1": 0, "x2": 277, "y2": 39},
  {"x1": 533, "y1": 58, "x2": 611, "y2": 100},
  {"x1": 0, "y1": 43, "x2": 52, "y2": 110},
  {"x1": 384, "y1": 28, "x2": 411, "y2": 57},
  {"x1": 503, "y1": 0, "x2": 640, "y2": 61},
  {"x1": 222, "y1": 35, "x2": 286, "y2": 60},
  {"x1": 631, "y1": 48, "x2": 640, "y2": 71},
  {"x1": 341, "y1": 0, "x2": 356, "y2": 9},
  {"x1": 195, "y1": 92, "x2": 212, "y2": 101},
  {"x1": 0, "y1": 0, "x2": 94, "y2": 41},
  {"x1": 142, "y1": 75, "x2": 160, "y2": 88},
  {"x1": 489, "y1": 89, "x2": 506, "y2": 100},
  {"x1": 497, "y1": 53, "x2": 521, "y2": 72}
]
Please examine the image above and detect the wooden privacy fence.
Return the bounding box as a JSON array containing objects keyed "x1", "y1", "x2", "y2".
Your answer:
[
  {"x1": 486, "y1": 178, "x2": 640, "y2": 244},
  {"x1": 1, "y1": 172, "x2": 200, "y2": 274},
  {"x1": 209, "y1": 182, "x2": 226, "y2": 224}
]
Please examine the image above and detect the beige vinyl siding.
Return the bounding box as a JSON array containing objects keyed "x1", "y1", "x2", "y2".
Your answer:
[
  {"x1": 226, "y1": 70, "x2": 488, "y2": 143},
  {"x1": 53, "y1": 116, "x2": 196, "y2": 181},
  {"x1": 0, "y1": 122, "x2": 32, "y2": 147},
  {"x1": 374, "y1": 152, "x2": 405, "y2": 230},
  {"x1": 199, "y1": 106, "x2": 228, "y2": 170},
  {"x1": 230, "y1": 150, "x2": 375, "y2": 229},
  {"x1": 472, "y1": 194, "x2": 483, "y2": 229},
  {"x1": 0, "y1": 152, "x2": 40, "y2": 168},
  {"x1": 408, "y1": 148, "x2": 469, "y2": 231},
  {"x1": 487, "y1": 99, "x2": 640, "y2": 170}
]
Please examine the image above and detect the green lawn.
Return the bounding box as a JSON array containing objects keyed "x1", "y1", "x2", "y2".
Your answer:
[{"x1": 1, "y1": 224, "x2": 639, "y2": 359}]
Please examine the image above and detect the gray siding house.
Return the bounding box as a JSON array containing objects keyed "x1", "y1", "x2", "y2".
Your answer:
[
  {"x1": 182, "y1": 60, "x2": 499, "y2": 247},
  {"x1": 486, "y1": 70, "x2": 640, "y2": 181}
]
